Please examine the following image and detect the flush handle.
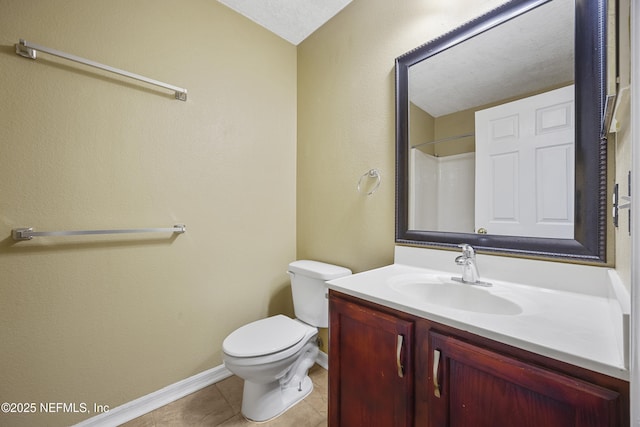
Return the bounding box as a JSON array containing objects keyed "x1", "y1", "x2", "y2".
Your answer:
[
  {"x1": 396, "y1": 335, "x2": 404, "y2": 378},
  {"x1": 433, "y1": 349, "x2": 441, "y2": 398}
]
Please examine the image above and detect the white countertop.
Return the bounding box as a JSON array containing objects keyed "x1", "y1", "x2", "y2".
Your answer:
[{"x1": 327, "y1": 247, "x2": 630, "y2": 380}]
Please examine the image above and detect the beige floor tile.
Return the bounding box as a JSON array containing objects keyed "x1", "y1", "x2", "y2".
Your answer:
[
  {"x1": 119, "y1": 413, "x2": 155, "y2": 427},
  {"x1": 215, "y1": 375, "x2": 244, "y2": 413},
  {"x1": 215, "y1": 413, "x2": 251, "y2": 426},
  {"x1": 217, "y1": 400, "x2": 323, "y2": 427},
  {"x1": 117, "y1": 365, "x2": 327, "y2": 427},
  {"x1": 306, "y1": 365, "x2": 328, "y2": 416},
  {"x1": 152, "y1": 384, "x2": 236, "y2": 426},
  {"x1": 263, "y1": 399, "x2": 325, "y2": 427}
]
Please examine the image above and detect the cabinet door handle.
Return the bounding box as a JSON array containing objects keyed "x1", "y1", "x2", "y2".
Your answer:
[
  {"x1": 396, "y1": 334, "x2": 404, "y2": 378},
  {"x1": 433, "y1": 349, "x2": 441, "y2": 398}
]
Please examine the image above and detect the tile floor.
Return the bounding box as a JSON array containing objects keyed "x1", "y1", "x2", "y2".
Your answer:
[{"x1": 120, "y1": 365, "x2": 328, "y2": 427}]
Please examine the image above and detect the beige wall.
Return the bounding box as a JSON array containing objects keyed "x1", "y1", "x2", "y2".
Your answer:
[
  {"x1": 433, "y1": 109, "x2": 476, "y2": 156},
  {"x1": 615, "y1": 103, "x2": 632, "y2": 289},
  {"x1": 296, "y1": 0, "x2": 505, "y2": 273},
  {"x1": 297, "y1": 0, "x2": 632, "y2": 346},
  {"x1": 613, "y1": 0, "x2": 632, "y2": 290},
  {"x1": 0, "y1": 1, "x2": 296, "y2": 426},
  {"x1": 0, "y1": 0, "x2": 632, "y2": 425},
  {"x1": 297, "y1": 0, "x2": 506, "y2": 354},
  {"x1": 410, "y1": 103, "x2": 435, "y2": 155}
]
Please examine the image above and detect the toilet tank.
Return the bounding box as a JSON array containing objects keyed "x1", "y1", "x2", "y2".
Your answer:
[{"x1": 288, "y1": 260, "x2": 351, "y2": 328}]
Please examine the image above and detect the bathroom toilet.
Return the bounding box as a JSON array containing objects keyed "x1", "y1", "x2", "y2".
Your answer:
[{"x1": 222, "y1": 260, "x2": 351, "y2": 422}]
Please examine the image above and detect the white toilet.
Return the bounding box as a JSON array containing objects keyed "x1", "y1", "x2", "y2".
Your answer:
[{"x1": 222, "y1": 260, "x2": 351, "y2": 422}]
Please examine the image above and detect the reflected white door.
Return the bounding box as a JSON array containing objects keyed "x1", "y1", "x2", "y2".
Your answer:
[{"x1": 475, "y1": 85, "x2": 574, "y2": 238}]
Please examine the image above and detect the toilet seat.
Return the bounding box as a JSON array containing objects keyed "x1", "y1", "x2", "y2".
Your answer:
[{"x1": 223, "y1": 315, "x2": 308, "y2": 358}]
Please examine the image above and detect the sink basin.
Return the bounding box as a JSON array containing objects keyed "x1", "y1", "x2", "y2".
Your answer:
[{"x1": 388, "y1": 273, "x2": 522, "y2": 315}]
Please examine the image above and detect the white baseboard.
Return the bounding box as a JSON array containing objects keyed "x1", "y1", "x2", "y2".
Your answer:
[
  {"x1": 72, "y1": 365, "x2": 233, "y2": 427},
  {"x1": 316, "y1": 349, "x2": 329, "y2": 370},
  {"x1": 73, "y1": 351, "x2": 328, "y2": 426}
]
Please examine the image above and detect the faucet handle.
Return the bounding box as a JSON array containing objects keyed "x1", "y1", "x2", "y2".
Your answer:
[{"x1": 458, "y1": 243, "x2": 475, "y2": 258}]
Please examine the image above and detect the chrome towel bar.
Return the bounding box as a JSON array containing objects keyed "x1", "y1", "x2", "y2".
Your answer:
[
  {"x1": 15, "y1": 39, "x2": 188, "y2": 101},
  {"x1": 12, "y1": 224, "x2": 186, "y2": 241}
]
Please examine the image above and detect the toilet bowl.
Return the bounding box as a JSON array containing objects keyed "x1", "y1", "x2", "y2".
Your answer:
[
  {"x1": 223, "y1": 315, "x2": 319, "y2": 421},
  {"x1": 222, "y1": 260, "x2": 351, "y2": 422}
]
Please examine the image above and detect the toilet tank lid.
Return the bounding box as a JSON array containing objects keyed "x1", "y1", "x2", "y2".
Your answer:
[{"x1": 288, "y1": 260, "x2": 352, "y2": 280}]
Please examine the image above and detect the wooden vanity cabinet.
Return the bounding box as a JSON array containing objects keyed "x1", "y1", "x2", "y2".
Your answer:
[
  {"x1": 428, "y1": 331, "x2": 621, "y2": 427},
  {"x1": 329, "y1": 291, "x2": 415, "y2": 427},
  {"x1": 328, "y1": 291, "x2": 629, "y2": 427}
]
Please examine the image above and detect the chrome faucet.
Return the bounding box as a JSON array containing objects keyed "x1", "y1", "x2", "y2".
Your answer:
[{"x1": 453, "y1": 244, "x2": 491, "y2": 287}]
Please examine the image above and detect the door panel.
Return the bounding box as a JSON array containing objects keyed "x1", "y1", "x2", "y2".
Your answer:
[{"x1": 475, "y1": 85, "x2": 574, "y2": 237}]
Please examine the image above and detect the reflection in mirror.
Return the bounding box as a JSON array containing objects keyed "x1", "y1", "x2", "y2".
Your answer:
[
  {"x1": 396, "y1": 0, "x2": 608, "y2": 262},
  {"x1": 408, "y1": 0, "x2": 574, "y2": 236}
]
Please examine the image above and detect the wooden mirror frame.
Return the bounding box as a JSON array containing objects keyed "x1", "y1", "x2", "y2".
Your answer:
[{"x1": 395, "y1": 0, "x2": 608, "y2": 263}]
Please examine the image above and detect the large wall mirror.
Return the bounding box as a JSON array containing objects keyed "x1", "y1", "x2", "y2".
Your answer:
[{"x1": 395, "y1": 0, "x2": 608, "y2": 262}]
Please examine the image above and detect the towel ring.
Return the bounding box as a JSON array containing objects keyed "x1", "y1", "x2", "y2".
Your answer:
[{"x1": 357, "y1": 169, "x2": 381, "y2": 196}]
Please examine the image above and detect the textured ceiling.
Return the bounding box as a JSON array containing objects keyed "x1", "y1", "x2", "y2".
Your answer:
[
  {"x1": 217, "y1": 0, "x2": 573, "y2": 117},
  {"x1": 409, "y1": 0, "x2": 574, "y2": 117},
  {"x1": 217, "y1": 0, "x2": 352, "y2": 45}
]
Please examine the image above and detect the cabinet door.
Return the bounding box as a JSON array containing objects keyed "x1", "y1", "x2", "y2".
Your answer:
[
  {"x1": 329, "y1": 294, "x2": 414, "y2": 427},
  {"x1": 428, "y1": 332, "x2": 621, "y2": 427}
]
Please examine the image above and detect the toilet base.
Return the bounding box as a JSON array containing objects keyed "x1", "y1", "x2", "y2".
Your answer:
[{"x1": 241, "y1": 375, "x2": 313, "y2": 422}]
